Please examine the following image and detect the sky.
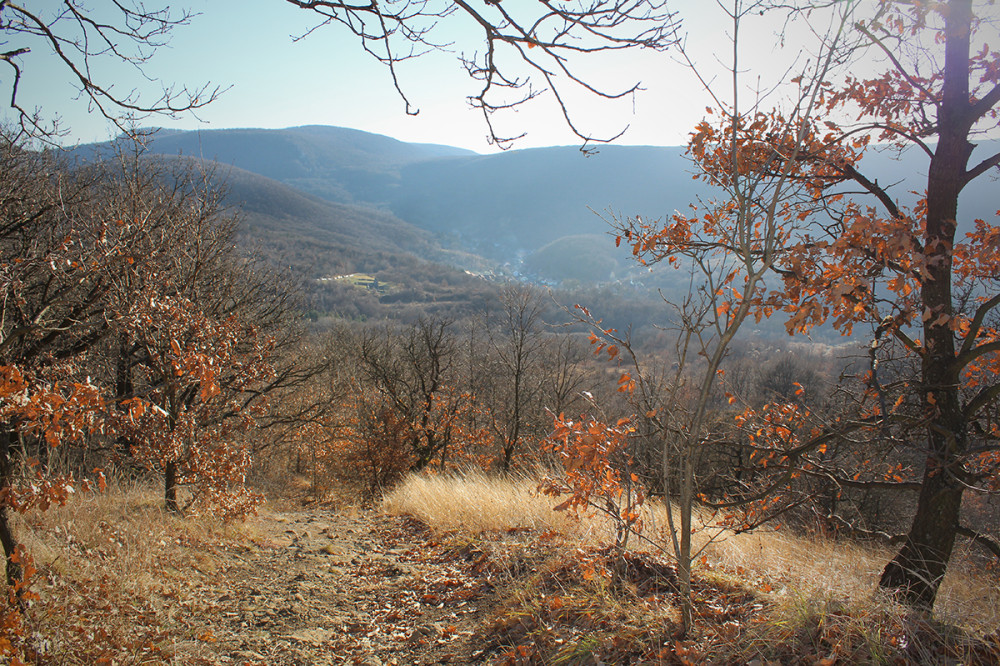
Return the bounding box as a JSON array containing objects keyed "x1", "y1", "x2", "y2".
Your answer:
[{"x1": 0, "y1": 1, "x2": 952, "y2": 153}]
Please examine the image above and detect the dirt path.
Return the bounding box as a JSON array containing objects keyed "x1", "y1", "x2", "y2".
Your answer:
[{"x1": 171, "y1": 505, "x2": 497, "y2": 665}]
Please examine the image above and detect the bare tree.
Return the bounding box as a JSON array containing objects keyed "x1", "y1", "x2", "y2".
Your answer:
[
  {"x1": 483, "y1": 284, "x2": 547, "y2": 472},
  {"x1": 357, "y1": 318, "x2": 468, "y2": 470},
  {"x1": 4, "y1": 2, "x2": 680, "y2": 148},
  {"x1": 0, "y1": 1, "x2": 221, "y2": 139},
  {"x1": 282, "y1": 0, "x2": 679, "y2": 148}
]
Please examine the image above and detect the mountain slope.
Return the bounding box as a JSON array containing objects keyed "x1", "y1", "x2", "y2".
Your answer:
[
  {"x1": 125, "y1": 125, "x2": 476, "y2": 206},
  {"x1": 122, "y1": 128, "x2": 701, "y2": 259},
  {"x1": 220, "y1": 160, "x2": 438, "y2": 275},
  {"x1": 89, "y1": 127, "x2": 998, "y2": 290},
  {"x1": 389, "y1": 144, "x2": 697, "y2": 260}
]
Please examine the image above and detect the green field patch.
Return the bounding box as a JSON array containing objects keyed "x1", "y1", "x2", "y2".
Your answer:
[{"x1": 323, "y1": 273, "x2": 393, "y2": 295}]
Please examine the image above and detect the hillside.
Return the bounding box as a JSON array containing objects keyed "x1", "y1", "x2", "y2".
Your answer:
[
  {"x1": 115, "y1": 127, "x2": 1000, "y2": 288},
  {"x1": 10, "y1": 475, "x2": 998, "y2": 664},
  {"x1": 388, "y1": 145, "x2": 698, "y2": 261},
  {"x1": 219, "y1": 161, "x2": 439, "y2": 276},
  {"x1": 133, "y1": 125, "x2": 475, "y2": 206},
  {"x1": 77, "y1": 126, "x2": 1000, "y2": 309},
  {"x1": 522, "y1": 234, "x2": 629, "y2": 284},
  {"x1": 97, "y1": 127, "x2": 704, "y2": 278}
]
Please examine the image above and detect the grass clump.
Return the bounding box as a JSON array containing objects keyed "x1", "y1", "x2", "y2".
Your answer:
[{"x1": 383, "y1": 469, "x2": 583, "y2": 536}]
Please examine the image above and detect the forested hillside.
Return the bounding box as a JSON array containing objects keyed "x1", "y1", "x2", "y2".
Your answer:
[{"x1": 97, "y1": 126, "x2": 1000, "y2": 287}]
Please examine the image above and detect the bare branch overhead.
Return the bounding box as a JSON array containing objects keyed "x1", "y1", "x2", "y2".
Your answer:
[
  {"x1": 0, "y1": 1, "x2": 223, "y2": 140},
  {"x1": 282, "y1": 0, "x2": 679, "y2": 148}
]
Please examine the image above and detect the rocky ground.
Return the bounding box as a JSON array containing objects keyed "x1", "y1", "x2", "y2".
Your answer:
[{"x1": 171, "y1": 506, "x2": 499, "y2": 665}]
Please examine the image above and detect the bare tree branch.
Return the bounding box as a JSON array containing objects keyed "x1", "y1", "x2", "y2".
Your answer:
[
  {"x1": 282, "y1": 0, "x2": 679, "y2": 148},
  {"x1": 1, "y1": 1, "x2": 223, "y2": 140}
]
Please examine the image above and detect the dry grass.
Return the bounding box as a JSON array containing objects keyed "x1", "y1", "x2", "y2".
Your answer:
[
  {"x1": 700, "y1": 525, "x2": 1000, "y2": 636},
  {"x1": 383, "y1": 470, "x2": 1000, "y2": 650},
  {"x1": 382, "y1": 470, "x2": 584, "y2": 536},
  {"x1": 4, "y1": 477, "x2": 266, "y2": 664}
]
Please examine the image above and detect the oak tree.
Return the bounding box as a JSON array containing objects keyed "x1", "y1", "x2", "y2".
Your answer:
[
  {"x1": 617, "y1": 0, "x2": 1000, "y2": 609},
  {"x1": 755, "y1": 0, "x2": 999, "y2": 609}
]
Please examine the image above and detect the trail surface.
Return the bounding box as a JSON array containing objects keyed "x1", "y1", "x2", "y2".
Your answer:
[{"x1": 176, "y1": 506, "x2": 496, "y2": 665}]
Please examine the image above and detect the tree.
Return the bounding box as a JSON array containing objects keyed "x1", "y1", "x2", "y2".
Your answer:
[
  {"x1": 482, "y1": 284, "x2": 548, "y2": 472},
  {"x1": 106, "y1": 151, "x2": 311, "y2": 515},
  {"x1": 118, "y1": 291, "x2": 276, "y2": 516},
  {"x1": 615, "y1": 0, "x2": 1000, "y2": 610},
  {"x1": 590, "y1": 0, "x2": 859, "y2": 629},
  {"x1": 793, "y1": 0, "x2": 1000, "y2": 609},
  {"x1": 0, "y1": 137, "x2": 132, "y2": 586},
  {"x1": 0, "y1": 138, "x2": 295, "y2": 591},
  {"x1": 0, "y1": 1, "x2": 220, "y2": 138},
  {"x1": 357, "y1": 318, "x2": 471, "y2": 470}
]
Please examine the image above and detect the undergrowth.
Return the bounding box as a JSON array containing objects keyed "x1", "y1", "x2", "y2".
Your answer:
[{"x1": 384, "y1": 471, "x2": 1000, "y2": 665}]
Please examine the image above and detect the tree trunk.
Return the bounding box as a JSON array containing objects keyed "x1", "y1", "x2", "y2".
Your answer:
[
  {"x1": 677, "y1": 441, "x2": 694, "y2": 632},
  {"x1": 164, "y1": 461, "x2": 180, "y2": 514},
  {"x1": 879, "y1": 460, "x2": 964, "y2": 607},
  {"x1": 878, "y1": 0, "x2": 973, "y2": 609},
  {"x1": 115, "y1": 335, "x2": 135, "y2": 459},
  {"x1": 0, "y1": 429, "x2": 22, "y2": 587}
]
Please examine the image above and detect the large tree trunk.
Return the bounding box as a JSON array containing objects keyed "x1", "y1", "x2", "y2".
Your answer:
[
  {"x1": 878, "y1": 0, "x2": 973, "y2": 608},
  {"x1": 879, "y1": 460, "x2": 965, "y2": 607}
]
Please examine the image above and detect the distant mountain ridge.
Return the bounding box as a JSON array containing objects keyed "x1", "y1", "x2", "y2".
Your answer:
[
  {"x1": 82, "y1": 125, "x2": 999, "y2": 288},
  {"x1": 125, "y1": 125, "x2": 475, "y2": 207},
  {"x1": 110, "y1": 125, "x2": 703, "y2": 278}
]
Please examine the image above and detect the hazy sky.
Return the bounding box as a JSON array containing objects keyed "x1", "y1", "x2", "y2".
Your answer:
[{"x1": 2, "y1": 2, "x2": 921, "y2": 152}]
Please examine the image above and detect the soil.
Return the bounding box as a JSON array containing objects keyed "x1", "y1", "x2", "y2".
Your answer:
[{"x1": 173, "y1": 505, "x2": 499, "y2": 665}]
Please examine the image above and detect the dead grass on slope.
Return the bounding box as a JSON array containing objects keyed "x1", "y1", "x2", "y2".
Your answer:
[
  {"x1": 2, "y1": 478, "x2": 266, "y2": 664},
  {"x1": 384, "y1": 471, "x2": 1000, "y2": 664},
  {"x1": 381, "y1": 470, "x2": 584, "y2": 537}
]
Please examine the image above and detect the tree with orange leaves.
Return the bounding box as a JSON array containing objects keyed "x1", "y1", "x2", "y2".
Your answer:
[
  {"x1": 0, "y1": 141, "x2": 128, "y2": 588},
  {"x1": 615, "y1": 0, "x2": 1000, "y2": 609}
]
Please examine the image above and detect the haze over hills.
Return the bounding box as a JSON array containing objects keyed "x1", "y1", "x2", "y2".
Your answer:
[
  {"x1": 218, "y1": 161, "x2": 441, "y2": 275},
  {"x1": 390, "y1": 144, "x2": 696, "y2": 263},
  {"x1": 90, "y1": 125, "x2": 706, "y2": 284},
  {"x1": 80, "y1": 125, "x2": 999, "y2": 294},
  {"x1": 133, "y1": 125, "x2": 475, "y2": 207}
]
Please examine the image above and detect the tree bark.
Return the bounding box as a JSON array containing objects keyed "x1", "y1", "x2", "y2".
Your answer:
[
  {"x1": 878, "y1": 0, "x2": 974, "y2": 608},
  {"x1": 0, "y1": 429, "x2": 22, "y2": 587},
  {"x1": 164, "y1": 461, "x2": 180, "y2": 514},
  {"x1": 878, "y1": 463, "x2": 965, "y2": 607}
]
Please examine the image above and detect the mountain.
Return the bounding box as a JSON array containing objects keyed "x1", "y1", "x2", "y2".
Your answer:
[
  {"x1": 522, "y1": 234, "x2": 629, "y2": 285},
  {"x1": 117, "y1": 126, "x2": 706, "y2": 273},
  {"x1": 388, "y1": 145, "x2": 697, "y2": 261},
  {"x1": 111, "y1": 125, "x2": 476, "y2": 207},
  {"x1": 83, "y1": 126, "x2": 999, "y2": 295},
  {"x1": 218, "y1": 161, "x2": 439, "y2": 276}
]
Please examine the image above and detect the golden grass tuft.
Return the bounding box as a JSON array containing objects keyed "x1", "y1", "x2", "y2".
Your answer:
[
  {"x1": 700, "y1": 525, "x2": 1000, "y2": 637},
  {"x1": 382, "y1": 469, "x2": 584, "y2": 536}
]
